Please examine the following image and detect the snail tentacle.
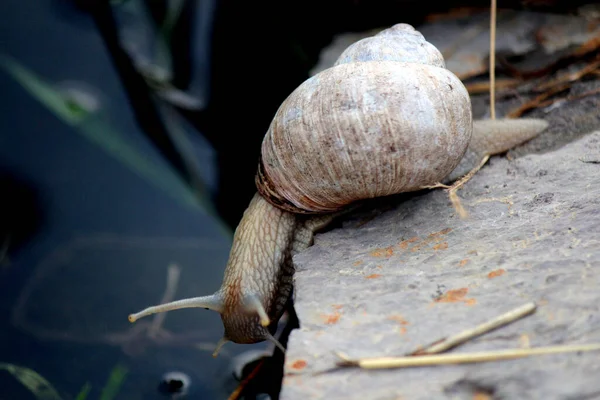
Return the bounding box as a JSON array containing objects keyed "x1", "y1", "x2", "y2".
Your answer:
[
  {"x1": 127, "y1": 292, "x2": 224, "y2": 323},
  {"x1": 212, "y1": 337, "x2": 229, "y2": 357},
  {"x1": 244, "y1": 294, "x2": 271, "y2": 327},
  {"x1": 265, "y1": 332, "x2": 287, "y2": 354}
]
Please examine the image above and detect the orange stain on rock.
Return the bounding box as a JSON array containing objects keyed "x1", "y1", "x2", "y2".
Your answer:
[
  {"x1": 398, "y1": 237, "x2": 419, "y2": 249},
  {"x1": 370, "y1": 246, "x2": 394, "y2": 258},
  {"x1": 409, "y1": 240, "x2": 428, "y2": 252},
  {"x1": 465, "y1": 298, "x2": 477, "y2": 306},
  {"x1": 322, "y1": 312, "x2": 341, "y2": 324},
  {"x1": 409, "y1": 228, "x2": 452, "y2": 252},
  {"x1": 387, "y1": 315, "x2": 410, "y2": 325},
  {"x1": 353, "y1": 260, "x2": 364, "y2": 266},
  {"x1": 365, "y1": 273, "x2": 382, "y2": 279},
  {"x1": 435, "y1": 288, "x2": 468, "y2": 302},
  {"x1": 290, "y1": 360, "x2": 307, "y2": 370},
  {"x1": 434, "y1": 288, "x2": 476, "y2": 305},
  {"x1": 458, "y1": 258, "x2": 470, "y2": 267},
  {"x1": 488, "y1": 269, "x2": 506, "y2": 278},
  {"x1": 388, "y1": 315, "x2": 409, "y2": 335},
  {"x1": 433, "y1": 242, "x2": 448, "y2": 251}
]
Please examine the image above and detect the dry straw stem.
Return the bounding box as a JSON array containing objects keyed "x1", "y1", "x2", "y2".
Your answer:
[
  {"x1": 423, "y1": 154, "x2": 491, "y2": 219},
  {"x1": 228, "y1": 359, "x2": 266, "y2": 400},
  {"x1": 489, "y1": 0, "x2": 497, "y2": 120},
  {"x1": 413, "y1": 302, "x2": 536, "y2": 355},
  {"x1": 508, "y1": 83, "x2": 600, "y2": 118},
  {"x1": 536, "y1": 58, "x2": 600, "y2": 92},
  {"x1": 336, "y1": 343, "x2": 600, "y2": 370},
  {"x1": 445, "y1": 0, "x2": 498, "y2": 218},
  {"x1": 465, "y1": 78, "x2": 521, "y2": 95},
  {"x1": 447, "y1": 154, "x2": 490, "y2": 219}
]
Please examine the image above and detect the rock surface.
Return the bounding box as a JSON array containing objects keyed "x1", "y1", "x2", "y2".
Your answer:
[{"x1": 281, "y1": 130, "x2": 600, "y2": 399}]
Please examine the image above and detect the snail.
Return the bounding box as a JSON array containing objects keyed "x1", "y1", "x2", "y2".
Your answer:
[{"x1": 128, "y1": 24, "x2": 548, "y2": 355}]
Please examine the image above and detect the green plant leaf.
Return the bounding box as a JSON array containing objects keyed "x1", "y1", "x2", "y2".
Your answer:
[
  {"x1": 0, "y1": 55, "x2": 232, "y2": 238},
  {"x1": 0, "y1": 56, "x2": 87, "y2": 125},
  {"x1": 75, "y1": 382, "x2": 92, "y2": 400},
  {"x1": 99, "y1": 365, "x2": 128, "y2": 400},
  {"x1": 0, "y1": 363, "x2": 63, "y2": 400}
]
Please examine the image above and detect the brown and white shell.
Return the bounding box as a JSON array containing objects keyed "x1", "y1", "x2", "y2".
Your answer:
[{"x1": 256, "y1": 24, "x2": 473, "y2": 214}]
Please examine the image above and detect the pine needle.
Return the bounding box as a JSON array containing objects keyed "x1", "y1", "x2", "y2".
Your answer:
[{"x1": 447, "y1": 154, "x2": 490, "y2": 219}]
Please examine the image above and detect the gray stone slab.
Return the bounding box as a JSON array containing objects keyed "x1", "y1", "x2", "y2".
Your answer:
[{"x1": 281, "y1": 130, "x2": 600, "y2": 400}]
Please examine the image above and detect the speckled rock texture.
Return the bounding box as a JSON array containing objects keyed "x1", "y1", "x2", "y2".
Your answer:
[{"x1": 281, "y1": 130, "x2": 600, "y2": 400}]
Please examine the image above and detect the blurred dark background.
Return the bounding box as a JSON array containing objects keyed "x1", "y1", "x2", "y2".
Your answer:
[{"x1": 0, "y1": 0, "x2": 595, "y2": 399}]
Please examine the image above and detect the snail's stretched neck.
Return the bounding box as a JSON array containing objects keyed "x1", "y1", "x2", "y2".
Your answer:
[{"x1": 128, "y1": 193, "x2": 330, "y2": 354}]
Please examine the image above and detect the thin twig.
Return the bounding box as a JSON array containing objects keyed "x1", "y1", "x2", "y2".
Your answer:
[
  {"x1": 465, "y1": 78, "x2": 521, "y2": 95},
  {"x1": 442, "y1": 0, "x2": 497, "y2": 218},
  {"x1": 447, "y1": 154, "x2": 490, "y2": 219},
  {"x1": 336, "y1": 343, "x2": 600, "y2": 370},
  {"x1": 535, "y1": 87, "x2": 600, "y2": 112},
  {"x1": 489, "y1": 0, "x2": 497, "y2": 120},
  {"x1": 228, "y1": 359, "x2": 266, "y2": 400},
  {"x1": 507, "y1": 83, "x2": 573, "y2": 118},
  {"x1": 536, "y1": 58, "x2": 600, "y2": 92},
  {"x1": 413, "y1": 302, "x2": 536, "y2": 355}
]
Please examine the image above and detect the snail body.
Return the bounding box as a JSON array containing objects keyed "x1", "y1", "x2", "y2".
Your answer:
[{"x1": 128, "y1": 24, "x2": 548, "y2": 354}]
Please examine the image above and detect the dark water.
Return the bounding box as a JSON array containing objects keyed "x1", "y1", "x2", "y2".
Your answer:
[{"x1": 0, "y1": 1, "x2": 269, "y2": 398}]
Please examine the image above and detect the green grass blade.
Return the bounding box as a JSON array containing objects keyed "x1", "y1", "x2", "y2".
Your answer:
[
  {"x1": 0, "y1": 55, "x2": 194, "y2": 206},
  {"x1": 0, "y1": 56, "x2": 87, "y2": 125},
  {"x1": 0, "y1": 362, "x2": 63, "y2": 400},
  {"x1": 99, "y1": 364, "x2": 128, "y2": 400},
  {"x1": 74, "y1": 382, "x2": 92, "y2": 400},
  {"x1": 0, "y1": 55, "x2": 232, "y2": 238}
]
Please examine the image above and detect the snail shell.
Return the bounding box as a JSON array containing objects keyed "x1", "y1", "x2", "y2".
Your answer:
[{"x1": 257, "y1": 24, "x2": 472, "y2": 213}]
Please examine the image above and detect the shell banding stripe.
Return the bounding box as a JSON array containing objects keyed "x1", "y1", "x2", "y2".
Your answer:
[{"x1": 256, "y1": 153, "x2": 316, "y2": 214}]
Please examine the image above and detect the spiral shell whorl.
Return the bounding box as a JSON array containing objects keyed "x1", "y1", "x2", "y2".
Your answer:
[
  {"x1": 257, "y1": 24, "x2": 472, "y2": 214},
  {"x1": 334, "y1": 23, "x2": 445, "y2": 68}
]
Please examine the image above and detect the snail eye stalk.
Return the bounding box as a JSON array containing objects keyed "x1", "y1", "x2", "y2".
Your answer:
[{"x1": 128, "y1": 293, "x2": 225, "y2": 323}]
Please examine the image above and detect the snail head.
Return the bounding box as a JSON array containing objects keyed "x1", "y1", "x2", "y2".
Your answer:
[{"x1": 128, "y1": 290, "x2": 284, "y2": 356}]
